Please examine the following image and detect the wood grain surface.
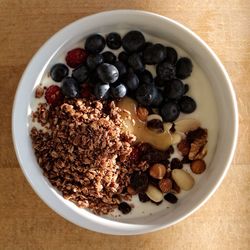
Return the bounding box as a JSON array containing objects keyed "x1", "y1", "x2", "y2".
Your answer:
[{"x1": 0, "y1": 0, "x2": 249, "y2": 249}]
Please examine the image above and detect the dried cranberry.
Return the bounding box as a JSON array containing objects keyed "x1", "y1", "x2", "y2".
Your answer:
[
  {"x1": 164, "y1": 193, "x2": 178, "y2": 204},
  {"x1": 118, "y1": 202, "x2": 131, "y2": 214},
  {"x1": 130, "y1": 172, "x2": 148, "y2": 192},
  {"x1": 65, "y1": 48, "x2": 87, "y2": 68},
  {"x1": 80, "y1": 83, "x2": 92, "y2": 98},
  {"x1": 45, "y1": 85, "x2": 63, "y2": 106},
  {"x1": 170, "y1": 158, "x2": 183, "y2": 170},
  {"x1": 138, "y1": 193, "x2": 150, "y2": 203},
  {"x1": 130, "y1": 146, "x2": 141, "y2": 163}
]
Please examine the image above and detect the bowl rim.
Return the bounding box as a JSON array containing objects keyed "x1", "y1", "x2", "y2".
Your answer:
[{"x1": 12, "y1": 9, "x2": 238, "y2": 235}]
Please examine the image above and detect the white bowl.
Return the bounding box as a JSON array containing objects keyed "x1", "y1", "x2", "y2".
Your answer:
[{"x1": 12, "y1": 10, "x2": 238, "y2": 235}]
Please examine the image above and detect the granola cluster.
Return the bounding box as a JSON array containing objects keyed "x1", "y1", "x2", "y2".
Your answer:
[{"x1": 30, "y1": 98, "x2": 148, "y2": 214}]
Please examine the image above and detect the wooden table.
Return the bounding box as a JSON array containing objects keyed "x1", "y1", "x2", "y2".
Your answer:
[{"x1": 1, "y1": 1, "x2": 249, "y2": 249}]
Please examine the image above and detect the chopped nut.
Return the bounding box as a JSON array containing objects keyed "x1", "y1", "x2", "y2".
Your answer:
[
  {"x1": 159, "y1": 178, "x2": 172, "y2": 193},
  {"x1": 188, "y1": 128, "x2": 208, "y2": 160},
  {"x1": 35, "y1": 85, "x2": 44, "y2": 98},
  {"x1": 136, "y1": 106, "x2": 149, "y2": 121},
  {"x1": 146, "y1": 184, "x2": 163, "y2": 203},
  {"x1": 195, "y1": 146, "x2": 208, "y2": 160},
  {"x1": 177, "y1": 139, "x2": 190, "y2": 156},
  {"x1": 191, "y1": 159, "x2": 206, "y2": 174},
  {"x1": 149, "y1": 163, "x2": 167, "y2": 179}
]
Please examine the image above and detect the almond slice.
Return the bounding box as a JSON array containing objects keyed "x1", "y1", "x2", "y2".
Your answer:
[
  {"x1": 163, "y1": 122, "x2": 172, "y2": 132},
  {"x1": 172, "y1": 169, "x2": 195, "y2": 191},
  {"x1": 147, "y1": 114, "x2": 163, "y2": 122},
  {"x1": 175, "y1": 119, "x2": 201, "y2": 133},
  {"x1": 172, "y1": 133, "x2": 182, "y2": 144}
]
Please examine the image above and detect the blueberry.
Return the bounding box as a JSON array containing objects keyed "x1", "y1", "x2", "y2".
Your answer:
[
  {"x1": 50, "y1": 63, "x2": 69, "y2": 82},
  {"x1": 137, "y1": 69, "x2": 153, "y2": 85},
  {"x1": 179, "y1": 96, "x2": 196, "y2": 113},
  {"x1": 118, "y1": 51, "x2": 129, "y2": 63},
  {"x1": 111, "y1": 83, "x2": 127, "y2": 99},
  {"x1": 85, "y1": 34, "x2": 105, "y2": 54},
  {"x1": 127, "y1": 53, "x2": 145, "y2": 72},
  {"x1": 122, "y1": 30, "x2": 145, "y2": 53},
  {"x1": 102, "y1": 51, "x2": 116, "y2": 64},
  {"x1": 143, "y1": 44, "x2": 167, "y2": 65},
  {"x1": 184, "y1": 84, "x2": 189, "y2": 94},
  {"x1": 154, "y1": 76, "x2": 166, "y2": 87},
  {"x1": 156, "y1": 61, "x2": 176, "y2": 80},
  {"x1": 97, "y1": 63, "x2": 119, "y2": 83},
  {"x1": 151, "y1": 89, "x2": 163, "y2": 107},
  {"x1": 88, "y1": 72, "x2": 100, "y2": 85},
  {"x1": 176, "y1": 57, "x2": 193, "y2": 79},
  {"x1": 62, "y1": 77, "x2": 79, "y2": 98},
  {"x1": 124, "y1": 69, "x2": 139, "y2": 91},
  {"x1": 86, "y1": 54, "x2": 103, "y2": 71},
  {"x1": 113, "y1": 61, "x2": 127, "y2": 76},
  {"x1": 94, "y1": 83, "x2": 110, "y2": 99},
  {"x1": 164, "y1": 79, "x2": 184, "y2": 99},
  {"x1": 160, "y1": 101, "x2": 180, "y2": 122},
  {"x1": 136, "y1": 84, "x2": 158, "y2": 106},
  {"x1": 142, "y1": 42, "x2": 153, "y2": 52},
  {"x1": 165, "y1": 47, "x2": 178, "y2": 65},
  {"x1": 106, "y1": 32, "x2": 122, "y2": 50},
  {"x1": 72, "y1": 65, "x2": 89, "y2": 83}
]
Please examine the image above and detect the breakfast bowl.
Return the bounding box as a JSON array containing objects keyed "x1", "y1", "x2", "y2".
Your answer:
[{"x1": 12, "y1": 10, "x2": 238, "y2": 235}]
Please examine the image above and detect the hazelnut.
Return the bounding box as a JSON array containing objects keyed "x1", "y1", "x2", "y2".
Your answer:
[
  {"x1": 145, "y1": 184, "x2": 163, "y2": 203},
  {"x1": 35, "y1": 85, "x2": 44, "y2": 98},
  {"x1": 159, "y1": 178, "x2": 172, "y2": 193},
  {"x1": 190, "y1": 159, "x2": 206, "y2": 174},
  {"x1": 149, "y1": 163, "x2": 167, "y2": 179},
  {"x1": 136, "y1": 107, "x2": 149, "y2": 121}
]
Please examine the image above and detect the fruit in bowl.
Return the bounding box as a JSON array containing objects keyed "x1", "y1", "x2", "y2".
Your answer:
[{"x1": 12, "y1": 10, "x2": 238, "y2": 235}]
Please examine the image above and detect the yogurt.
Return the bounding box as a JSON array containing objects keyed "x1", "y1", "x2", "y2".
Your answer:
[{"x1": 29, "y1": 30, "x2": 219, "y2": 219}]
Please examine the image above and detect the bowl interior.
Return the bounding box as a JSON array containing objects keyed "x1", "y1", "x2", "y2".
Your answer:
[{"x1": 12, "y1": 10, "x2": 238, "y2": 235}]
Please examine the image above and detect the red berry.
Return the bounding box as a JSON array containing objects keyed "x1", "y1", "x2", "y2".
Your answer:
[
  {"x1": 130, "y1": 146, "x2": 141, "y2": 162},
  {"x1": 65, "y1": 48, "x2": 87, "y2": 68},
  {"x1": 80, "y1": 83, "x2": 91, "y2": 98},
  {"x1": 45, "y1": 85, "x2": 63, "y2": 106}
]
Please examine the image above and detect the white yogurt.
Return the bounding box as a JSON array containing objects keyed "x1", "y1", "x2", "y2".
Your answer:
[{"x1": 30, "y1": 30, "x2": 219, "y2": 219}]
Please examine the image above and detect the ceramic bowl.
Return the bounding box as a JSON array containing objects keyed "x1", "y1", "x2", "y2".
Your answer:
[{"x1": 12, "y1": 10, "x2": 238, "y2": 235}]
